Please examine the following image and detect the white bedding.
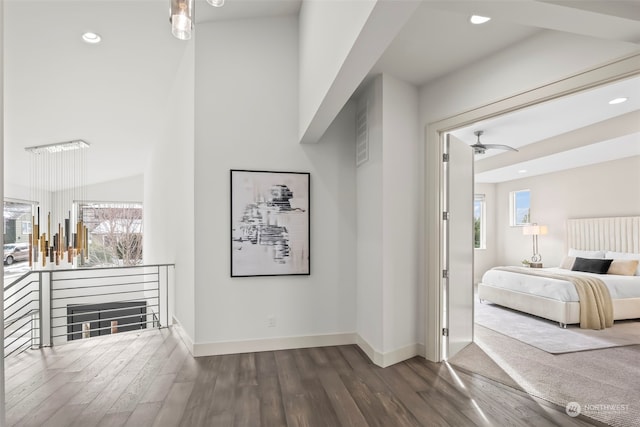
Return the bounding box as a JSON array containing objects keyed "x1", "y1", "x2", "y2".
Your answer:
[{"x1": 481, "y1": 267, "x2": 640, "y2": 302}]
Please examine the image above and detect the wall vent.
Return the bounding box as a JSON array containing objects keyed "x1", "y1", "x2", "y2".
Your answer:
[{"x1": 355, "y1": 100, "x2": 369, "y2": 167}]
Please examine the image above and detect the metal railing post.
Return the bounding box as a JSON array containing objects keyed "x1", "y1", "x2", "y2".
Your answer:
[{"x1": 38, "y1": 273, "x2": 43, "y2": 348}]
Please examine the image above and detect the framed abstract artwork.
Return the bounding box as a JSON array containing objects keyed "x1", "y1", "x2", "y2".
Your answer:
[{"x1": 230, "y1": 169, "x2": 310, "y2": 277}]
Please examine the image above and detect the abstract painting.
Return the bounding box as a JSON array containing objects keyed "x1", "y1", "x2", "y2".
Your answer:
[{"x1": 230, "y1": 170, "x2": 310, "y2": 277}]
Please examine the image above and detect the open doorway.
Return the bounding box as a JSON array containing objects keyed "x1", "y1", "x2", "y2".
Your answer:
[
  {"x1": 430, "y1": 54, "x2": 640, "y2": 361},
  {"x1": 436, "y1": 63, "x2": 640, "y2": 427}
]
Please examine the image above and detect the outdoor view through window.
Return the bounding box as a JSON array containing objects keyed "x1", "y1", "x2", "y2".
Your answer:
[{"x1": 4, "y1": 201, "x2": 143, "y2": 284}]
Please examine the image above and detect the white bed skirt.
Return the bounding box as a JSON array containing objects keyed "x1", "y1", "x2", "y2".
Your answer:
[{"x1": 478, "y1": 283, "x2": 640, "y2": 326}]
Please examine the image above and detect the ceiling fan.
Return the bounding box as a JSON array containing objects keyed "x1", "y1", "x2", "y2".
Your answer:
[{"x1": 471, "y1": 130, "x2": 518, "y2": 154}]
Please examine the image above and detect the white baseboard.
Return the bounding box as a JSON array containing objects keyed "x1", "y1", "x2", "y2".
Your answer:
[
  {"x1": 178, "y1": 326, "x2": 424, "y2": 367},
  {"x1": 171, "y1": 315, "x2": 194, "y2": 356},
  {"x1": 356, "y1": 335, "x2": 425, "y2": 367},
  {"x1": 192, "y1": 332, "x2": 357, "y2": 357}
]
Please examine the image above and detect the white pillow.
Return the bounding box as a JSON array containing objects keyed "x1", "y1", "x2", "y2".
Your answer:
[
  {"x1": 568, "y1": 248, "x2": 605, "y2": 259},
  {"x1": 605, "y1": 251, "x2": 640, "y2": 276}
]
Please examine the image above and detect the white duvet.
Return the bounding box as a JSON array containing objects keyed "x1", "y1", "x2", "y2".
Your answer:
[{"x1": 481, "y1": 267, "x2": 640, "y2": 302}]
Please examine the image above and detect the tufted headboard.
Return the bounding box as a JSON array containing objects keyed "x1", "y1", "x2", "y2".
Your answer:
[{"x1": 566, "y1": 216, "x2": 640, "y2": 253}]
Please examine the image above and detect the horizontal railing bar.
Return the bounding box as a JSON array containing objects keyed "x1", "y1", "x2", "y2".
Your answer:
[
  {"x1": 51, "y1": 288, "x2": 159, "y2": 301},
  {"x1": 5, "y1": 342, "x2": 32, "y2": 359},
  {"x1": 5, "y1": 321, "x2": 36, "y2": 346},
  {"x1": 4, "y1": 290, "x2": 39, "y2": 313},
  {"x1": 5, "y1": 299, "x2": 39, "y2": 322},
  {"x1": 51, "y1": 299, "x2": 159, "y2": 315},
  {"x1": 45, "y1": 263, "x2": 174, "y2": 274},
  {"x1": 5, "y1": 280, "x2": 39, "y2": 298},
  {"x1": 5, "y1": 309, "x2": 39, "y2": 328},
  {"x1": 5, "y1": 271, "x2": 39, "y2": 292},
  {"x1": 53, "y1": 279, "x2": 159, "y2": 291},
  {"x1": 52, "y1": 272, "x2": 159, "y2": 283},
  {"x1": 52, "y1": 297, "x2": 159, "y2": 313},
  {"x1": 51, "y1": 303, "x2": 159, "y2": 321},
  {"x1": 64, "y1": 311, "x2": 158, "y2": 328},
  {"x1": 53, "y1": 320, "x2": 158, "y2": 338}
]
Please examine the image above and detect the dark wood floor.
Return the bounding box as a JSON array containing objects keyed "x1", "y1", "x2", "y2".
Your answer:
[{"x1": 4, "y1": 327, "x2": 601, "y2": 427}]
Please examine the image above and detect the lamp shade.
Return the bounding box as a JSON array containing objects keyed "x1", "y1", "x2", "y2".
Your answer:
[{"x1": 522, "y1": 224, "x2": 548, "y2": 236}]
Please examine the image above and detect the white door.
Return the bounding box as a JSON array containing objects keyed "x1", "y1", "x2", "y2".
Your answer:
[{"x1": 444, "y1": 134, "x2": 474, "y2": 359}]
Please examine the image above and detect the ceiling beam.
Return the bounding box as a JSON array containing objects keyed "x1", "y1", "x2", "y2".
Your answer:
[
  {"x1": 298, "y1": 0, "x2": 420, "y2": 144},
  {"x1": 474, "y1": 110, "x2": 640, "y2": 173},
  {"x1": 424, "y1": 0, "x2": 640, "y2": 44}
]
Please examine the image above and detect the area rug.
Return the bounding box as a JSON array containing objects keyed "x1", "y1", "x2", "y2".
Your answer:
[
  {"x1": 475, "y1": 300, "x2": 640, "y2": 353},
  {"x1": 450, "y1": 325, "x2": 640, "y2": 427}
]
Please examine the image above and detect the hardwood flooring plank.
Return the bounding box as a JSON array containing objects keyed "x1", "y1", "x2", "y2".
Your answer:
[
  {"x1": 6, "y1": 371, "x2": 80, "y2": 426},
  {"x1": 317, "y1": 370, "x2": 369, "y2": 427},
  {"x1": 65, "y1": 332, "x2": 156, "y2": 406},
  {"x1": 179, "y1": 357, "x2": 223, "y2": 427},
  {"x1": 375, "y1": 364, "x2": 457, "y2": 426},
  {"x1": 105, "y1": 333, "x2": 180, "y2": 414},
  {"x1": 139, "y1": 373, "x2": 177, "y2": 403},
  {"x1": 257, "y1": 375, "x2": 287, "y2": 427},
  {"x1": 42, "y1": 403, "x2": 88, "y2": 427},
  {"x1": 340, "y1": 371, "x2": 415, "y2": 427},
  {"x1": 205, "y1": 354, "x2": 240, "y2": 419},
  {"x1": 152, "y1": 381, "x2": 195, "y2": 427},
  {"x1": 159, "y1": 336, "x2": 190, "y2": 375},
  {"x1": 96, "y1": 412, "x2": 131, "y2": 427},
  {"x1": 234, "y1": 385, "x2": 261, "y2": 427},
  {"x1": 274, "y1": 350, "x2": 315, "y2": 427},
  {"x1": 322, "y1": 346, "x2": 354, "y2": 374},
  {"x1": 293, "y1": 348, "x2": 341, "y2": 427},
  {"x1": 237, "y1": 353, "x2": 258, "y2": 387},
  {"x1": 256, "y1": 352, "x2": 287, "y2": 427},
  {"x1": 123, "y1": 402, "x2": 162, "y2": 427},
  {"x1": 13, "y1": 381, "x2": 89, "y2": 427}
]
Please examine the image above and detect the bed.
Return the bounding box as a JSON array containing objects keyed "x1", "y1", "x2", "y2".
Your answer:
[{"x1": 478, "y1": 216, "x2": 640, "y2": 328}]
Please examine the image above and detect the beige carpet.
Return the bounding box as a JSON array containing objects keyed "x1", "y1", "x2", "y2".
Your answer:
[
  {"x1": 450, "y1": 325, "x2": 640, "y2": 427},
  {"x1": 475, "y1": 300, "x2": 640, "y2": 353}
]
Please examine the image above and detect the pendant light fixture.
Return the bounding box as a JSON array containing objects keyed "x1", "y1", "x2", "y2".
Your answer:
[
  {"x1": 170, "y1": 0, "x2": 226, "y2": 40},
  {"x1": 170, "y1": 0, "x2": 194, "y2": 41}
]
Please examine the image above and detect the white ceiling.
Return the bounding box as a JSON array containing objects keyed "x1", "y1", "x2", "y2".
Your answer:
[{"x1": 3, "y1": 0, "x2": 640, "y2": 192}]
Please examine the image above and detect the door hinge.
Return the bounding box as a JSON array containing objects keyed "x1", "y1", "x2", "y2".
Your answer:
[
  {"x1": 443, "y1": 153, "x2": 449, "y2": 162},
  {"x1": 442, "y1": 269, "x2": 449, "y2": 279},
  {"x1": 442, "y1": 328, "x2": 449, "y2": 337},
  {"x1": 443, "y1": 211, "x2": 450, "y2": 221}
]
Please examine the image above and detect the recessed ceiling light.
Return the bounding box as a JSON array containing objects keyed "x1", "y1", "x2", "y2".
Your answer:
[
  {"x1": 608, "y1": 97, "x2": 627, "y2": 105},
  {"x1": 470, "y1": 15, "x2": 491, "y2": 25},
  {"x1": 82, "y1": 32, "x2": 101, "y2": 44},
  {"x1": 518, "y1": 169, "x2": 527, "y2": 174}
]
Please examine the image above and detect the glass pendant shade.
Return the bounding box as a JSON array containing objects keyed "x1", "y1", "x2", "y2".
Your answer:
[
  {"x1": 170, "y1": 0, "x2": 193, "y2": 40},
  {"x1": 207, "y1": 0, "x2": 225, "y2": 7}
]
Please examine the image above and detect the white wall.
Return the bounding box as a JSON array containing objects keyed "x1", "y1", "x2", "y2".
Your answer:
[
  {"x1": 473, "y1": 182, "x2": 497, "y2": 284},
  {"x1": 356, "y1": 76, "x2": 383, "y2": 353},
  {"x1": 355, "y1": 74, "x2": 421, "y2": 365},
  {"x1": 193, "y1": 16, "x2": 357, "y2": 352},
  {"x1": 494, "y1": 156, "x2": 640, "y2": 268},
  {"x1": 381, "y1": 75, "x2": 420, "y2": 355},
  {"x1": 144, "y1": 39, "x2": 195, "y2": 341},
  {"x1": 83, "y1": 175, "x2": 143, "y2": 202}
]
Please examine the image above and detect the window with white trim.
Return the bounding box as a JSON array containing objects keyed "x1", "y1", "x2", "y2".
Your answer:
[{"x1": 510, "y1": 189, "x2": 531, "y2": 226}]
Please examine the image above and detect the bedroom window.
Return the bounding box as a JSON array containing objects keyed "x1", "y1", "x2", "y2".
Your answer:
[
  {"x1": 474, "y1": 194, "x2": 486, "y2": 249},
  {"x1": 510, "y1": 189, "x2": 531, "y2": 226}
]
